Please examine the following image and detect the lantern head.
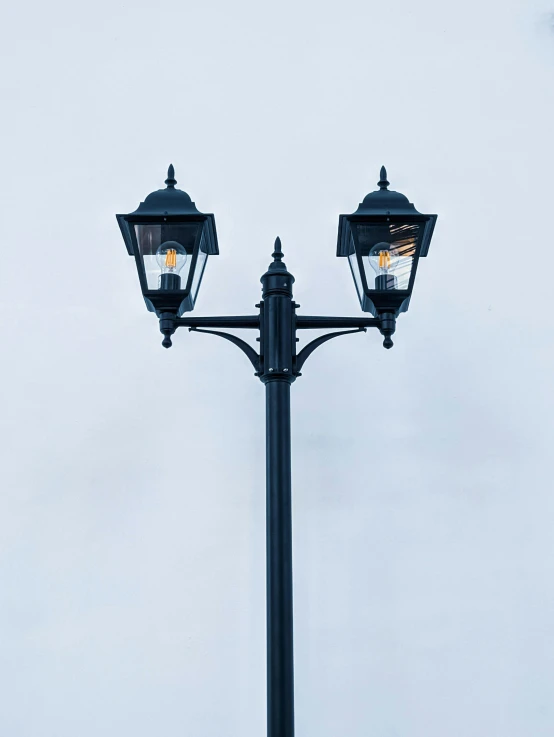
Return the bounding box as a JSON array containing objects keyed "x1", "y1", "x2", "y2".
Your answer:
[
  {"x1": 337, "y1": 167, "x2": 436, "y2": 317},
  {"x1": 117, "y1": 165, "x2": 218, "y2": 316}
]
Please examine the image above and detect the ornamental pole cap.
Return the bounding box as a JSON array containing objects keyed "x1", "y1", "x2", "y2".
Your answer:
[
  {"x1": 268, "y1": 236, "x2": 288, "y2": 272},
  {"x1": 354, "y1": 166, "x2": 420, "y2": 217},
  {"x1": 261, "y1": 236, "x2": 295, "y2": 289},
  {"x1": 129, "y1": 164, "x2": 201, "y2": 217}
]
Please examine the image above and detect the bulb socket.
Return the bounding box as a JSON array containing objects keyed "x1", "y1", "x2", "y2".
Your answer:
[
  {"x1": 159, "y1": 273, "x2": 181, "y2": 291},
  {"x1": 375, "y1": 274, "x2": 398, "y2": 290}
]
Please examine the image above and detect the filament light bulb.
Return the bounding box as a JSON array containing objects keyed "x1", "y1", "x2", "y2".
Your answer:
[
  {"x1": 378, "y1": 249, "x2": 391, "y2": 271},
  {"x1": 367, "y1": 241, "x2": 400, "y2": 289},
  {"x1": 156, "y1": 241, "x2": 187, "y2": 275}
]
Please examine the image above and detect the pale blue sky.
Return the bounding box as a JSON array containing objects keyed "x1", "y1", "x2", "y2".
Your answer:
[{"x1": 1, "y1": 0, "x2": 554, "y2": 735}]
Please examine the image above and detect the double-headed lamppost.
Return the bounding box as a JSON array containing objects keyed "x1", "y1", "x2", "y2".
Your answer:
[{"x1": 117, "y1": 165, "x2": 437, "y2": 737}]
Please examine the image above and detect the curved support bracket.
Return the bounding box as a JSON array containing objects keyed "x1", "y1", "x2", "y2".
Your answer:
[
  {"x1": 190, "y1": 327, "x2": 261, "y2": 375},
  {"x1": 294, "y1": 328, "x2": 366, "y2": 375}
]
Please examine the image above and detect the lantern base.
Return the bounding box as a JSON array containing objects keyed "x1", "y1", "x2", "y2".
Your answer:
[
  {"x1": 375, "y1": 274, "x2": 398, "y2": 290},
  {"x1": 159, "y1": 272, "x2": 181, "y2": 291}
]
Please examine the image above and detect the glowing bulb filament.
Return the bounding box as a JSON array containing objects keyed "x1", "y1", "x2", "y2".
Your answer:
[
  {"x1": 165, "y1": 249, "x2": 177, "y2": 270},
  {"x1": 378, "y1": 250, "x2": 391, "y2": 271}
]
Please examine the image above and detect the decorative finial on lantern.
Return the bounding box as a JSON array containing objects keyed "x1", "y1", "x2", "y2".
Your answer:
[
  {"x1": 165, "y1": 164, "x2": 177, "y2": 189},
  {"x1": 378, "y1": 166, "x2": 389, "y2": 190},
  {"x1": 272, "y1": 236, "x2": 284, "y2": 262}
]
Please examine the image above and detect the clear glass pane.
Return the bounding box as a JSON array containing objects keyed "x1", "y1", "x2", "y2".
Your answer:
[
  {"x1": 135, "y1": 223, "x2": 201, "y2": 290},
  {"x1": 190, "y1": 229, "x2": 208, "y2": 303},
  {"x1": 347, "y1": 229, "x2": 364, "y2": 305},
  {"x1": 355, "y1": 222, "x2": 420, "y2": 290}
]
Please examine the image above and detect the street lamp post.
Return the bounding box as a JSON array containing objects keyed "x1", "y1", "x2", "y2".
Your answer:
[{"x1": 117, "y1": 165, "x2": 437, "y2": 737}]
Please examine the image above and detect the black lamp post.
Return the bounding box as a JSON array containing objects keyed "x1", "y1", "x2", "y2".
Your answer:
[{"x1": 117, "y1": 165, "x2": 437, "y2": 737}]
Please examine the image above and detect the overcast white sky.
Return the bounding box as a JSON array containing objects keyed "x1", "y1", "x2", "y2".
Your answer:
[{"x1": 1, "y1": 0, "x2": 554, "y2": 734}]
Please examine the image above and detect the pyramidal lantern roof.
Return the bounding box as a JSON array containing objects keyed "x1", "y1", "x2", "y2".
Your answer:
[
  {"x1": 129, "y1": 165, "x2": 202, "y2": 217},
  {"x1": 353, "y1": 166, "x2": 420, "y2": 216},
  {"x1": 337, "y1": 166, "x2": 437, "y2": 260}
]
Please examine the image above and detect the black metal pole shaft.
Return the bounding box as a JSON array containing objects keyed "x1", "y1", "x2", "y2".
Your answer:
[
  {"x1": 266, "y1": 379, "x2": 294, "y2": 737},
  {"x1": 260, "y1": 239, "x2": 296, "y2": 737}
]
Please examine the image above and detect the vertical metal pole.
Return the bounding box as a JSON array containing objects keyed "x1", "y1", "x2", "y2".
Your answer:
[
  {"x1": 261, "y1": 238, "x2": 296, "y2": 737},
  {"x1": 266, "y1": 379, "x2": 294, "y2": 737}
]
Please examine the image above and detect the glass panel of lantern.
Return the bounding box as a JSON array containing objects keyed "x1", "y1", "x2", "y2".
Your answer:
[
  {"x1": 190, "y1": 227, "x2": 209, "y2": 303},
  {"x1": 352, "y1": 221, "x2": 421, "y2": 292},
  {"x1": 134, "y1": 221, "x2": 203, "y2": 292},
  {"x1": 346, "y1": 230, "x2": 364, "y2": 303}
]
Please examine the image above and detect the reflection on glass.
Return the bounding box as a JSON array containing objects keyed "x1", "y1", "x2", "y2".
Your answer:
[{"x1": 356, "y1": 223, "x2": 419, "y2": 290}]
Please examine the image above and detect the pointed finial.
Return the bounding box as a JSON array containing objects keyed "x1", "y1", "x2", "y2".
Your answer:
[
  {"x1": 378, "y1": 166, "x2": 389, "y2": 190},
  {"x1": 165, "y1": 164, "x2": 177, "y2": 188},
  {"x1": 272, "y1": 236, "x2": 284, "y2": 262}
]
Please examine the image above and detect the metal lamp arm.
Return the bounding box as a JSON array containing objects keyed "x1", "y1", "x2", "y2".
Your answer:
[
  {"x1": 175, "y1": 315, "x2": 260, "y2": 329},
  {"x1": 296, "y1": 316, "x2": 381, "y2": 330},
  {"x1": 188, "y1": 327, "x2": 261, "y2": 375},
  {"x1": 295, "y1": 314, "x2": 395, "y2": 351},
  {"x1": 158, "y1": 312, "x2": 260, "y2": 350},
  {"x1": 159, "y1": 310, "x2": 394, "y2": 354},
  {"x1": 294, "y1": 328, "x2": 366, "y2": 375}
]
